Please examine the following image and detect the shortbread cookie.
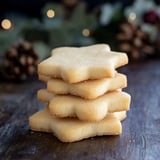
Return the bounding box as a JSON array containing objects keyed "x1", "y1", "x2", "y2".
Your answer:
[
  {"x1": 47, "y1": 73, "x2": 127, "y2": 99},
  {"x1": 37, "y1": 89, "x2": 130, "y2": 121},
  {"x1": 29, "y1": 107, "x2": 122, "y2": 142},
  {"x1": 48, "y1": 91, "x2": 130, "y2": 121},
  {"x1": 38, "y1": 44, "x2": 128, "y2": 83}
]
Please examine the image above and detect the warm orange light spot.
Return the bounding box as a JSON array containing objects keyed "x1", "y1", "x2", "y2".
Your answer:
[
  {"x1": 82, "y1": 29, "x2": 90, "y2": 37},
  {"x1": 46, "y1": 9, "x2": 55, "y2": 18},
  {"x1": 1, "y1": 19, "x2": 12, "y2": 30}
]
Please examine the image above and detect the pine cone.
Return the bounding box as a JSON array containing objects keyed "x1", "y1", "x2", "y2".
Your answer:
[
  {"x1": 117, "y1": 22, "x2": 154, "y2": 61},
  {"x1": 2, "y1": 40, "x2": 38, "y2": 81}
]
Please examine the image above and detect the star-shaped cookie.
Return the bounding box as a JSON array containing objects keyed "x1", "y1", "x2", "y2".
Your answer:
[
  {"x1": 38, "y1": 44, "x2": 128, "y2": 83},
  {"x1": 29, "y1": 107, "x2": 125, "y2": 142},
  {"x1": 37, "y1": 89, "x2": 130, "y2": 121}
]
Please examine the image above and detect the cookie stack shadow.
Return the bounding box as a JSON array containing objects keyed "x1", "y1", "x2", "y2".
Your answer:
[{"x1": 29, "y1": 44, "x2": 131, "y2": 142}]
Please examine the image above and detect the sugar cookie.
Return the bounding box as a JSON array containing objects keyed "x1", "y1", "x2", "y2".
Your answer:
[
  {"x1": 29, "y1": 107, "x2": 122, "y2": 142},
  {"x1": 38, "y1": 44, "x2": 128, "y2": 83},
  {"x1": 37, "y1": 89, "x2": 130, "y2": 121},
  {"x1": 47, "y1": 73, "x2": 127, "y2": 99}
]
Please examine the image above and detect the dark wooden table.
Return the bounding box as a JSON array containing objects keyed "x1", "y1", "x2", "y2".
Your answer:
[{"x1": 0, "y1": 60, "x2": 160, "y2": 160}]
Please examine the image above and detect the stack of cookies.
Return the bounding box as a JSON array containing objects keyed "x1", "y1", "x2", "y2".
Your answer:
[{"x1": 29, "y1": 44, "x2": 131, "y2": 142}]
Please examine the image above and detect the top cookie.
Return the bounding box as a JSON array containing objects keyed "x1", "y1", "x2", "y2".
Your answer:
[{"x1": 38, "y1": 44, "x2": 128, "y2": 83}]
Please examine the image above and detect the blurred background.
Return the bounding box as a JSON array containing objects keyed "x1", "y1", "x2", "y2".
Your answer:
[{"x1": 0, "y1": 0, "x2": 160, "y2": 81}]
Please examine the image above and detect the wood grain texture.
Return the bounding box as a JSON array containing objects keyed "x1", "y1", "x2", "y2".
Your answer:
[{"x1": 0, "y1": 60, "x2": 160, "y2": 160}]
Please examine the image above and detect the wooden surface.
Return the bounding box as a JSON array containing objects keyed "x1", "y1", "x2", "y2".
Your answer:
[{"x1": 0, "y1": 60, "x2": 160, "y2": 160}]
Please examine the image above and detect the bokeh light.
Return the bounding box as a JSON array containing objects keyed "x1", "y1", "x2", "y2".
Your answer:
[
  {"x1": 1, "y1": 19, "x2": 12, "y2": 30},
  {"x1": 128, "y1": 12, "x2": 136, "y2": 22},
  {"x1": 46, "y1": 9, "x2": 55, "y2": 18},
  {"x1": 82, "y1": 28, "x2": 90, "y2": 37}
]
